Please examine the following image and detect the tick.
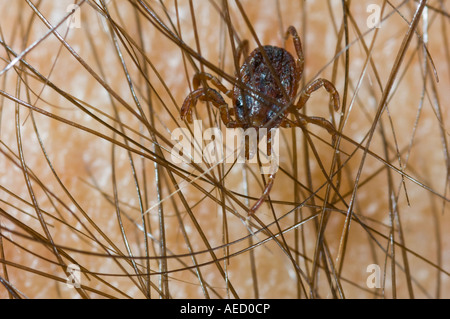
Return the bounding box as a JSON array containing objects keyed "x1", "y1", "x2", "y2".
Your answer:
[{"x1": 181, "y1": 26, "x2": 340, "y2": 215}]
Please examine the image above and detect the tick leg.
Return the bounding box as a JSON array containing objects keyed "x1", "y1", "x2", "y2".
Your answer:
[
  {"x1": 282, "y1": 114, "x2": 337, "y2": 144},
  {"x1": 280, "y1": 118, "x2": 293, "y2": 128},
  {"x1": 235, "y1": 40, "x2": 249, "y2": 66},
  {"x1": 298, "y1": 78, "x2": 340, "y2": 112},
  {"x1": 193, "y1": 72, "x2": 233, "y2": 99},
  {"x1": 294, "y1": 78, "x2": 340, "y2": 143},
  {"x1": 285, "y1": 26, "x2": 305, "y2": 84},
  {"x1": 181, "y1": 88, "x2": 240, "y2": 128},
  {"x1": 298, "y1": 115, "x2": 338, "y2": 144},
  {"x1": 248, "y1": 173, "x2": 276, "y2": 216}
]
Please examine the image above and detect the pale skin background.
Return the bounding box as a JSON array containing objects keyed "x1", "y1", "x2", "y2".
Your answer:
[{"x1": 0, "y1": 0, "x2": 449, "y2": 299}]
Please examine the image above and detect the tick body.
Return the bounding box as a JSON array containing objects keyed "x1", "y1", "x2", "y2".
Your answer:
[
  {"x1": 181, "y1": 26, "x2": 340, "y2": 215},
  {"x1": 233, "y1": 45, "x2": 297, "y2": 128}
]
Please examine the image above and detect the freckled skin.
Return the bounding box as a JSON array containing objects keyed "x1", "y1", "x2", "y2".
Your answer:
[{"x1": 233, "y1": 45, "x2": 297, "y2": 129}]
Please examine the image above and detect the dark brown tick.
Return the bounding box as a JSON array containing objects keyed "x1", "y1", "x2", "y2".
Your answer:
[{"x1": 181, "y1": 26, "x2": 340, "y2": 215}]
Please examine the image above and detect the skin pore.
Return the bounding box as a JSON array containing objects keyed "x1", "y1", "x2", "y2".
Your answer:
[{"x1": 0, "y1": 0, "x2": 449, "y2": 298}]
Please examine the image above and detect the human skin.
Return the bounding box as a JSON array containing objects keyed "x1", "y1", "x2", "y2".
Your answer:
[{"x1": 0, "y1": 0, "x2": 448, "y2": 299}]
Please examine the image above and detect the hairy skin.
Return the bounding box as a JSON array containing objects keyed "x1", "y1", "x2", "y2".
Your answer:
[{"x1": 0, "y1": 1, "x2": 449, "y2": 299}]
